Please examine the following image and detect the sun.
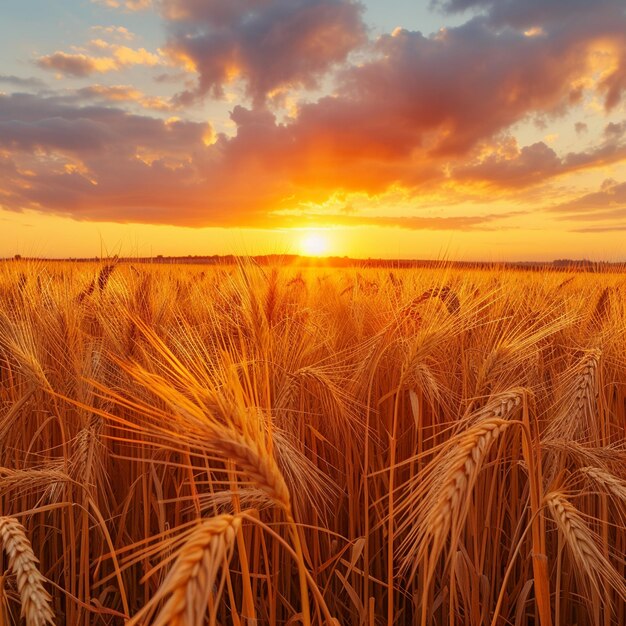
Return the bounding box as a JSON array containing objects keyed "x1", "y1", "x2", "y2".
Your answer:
[{"x1": 300, "y1": 232, "x2": 329, "y2": 257}]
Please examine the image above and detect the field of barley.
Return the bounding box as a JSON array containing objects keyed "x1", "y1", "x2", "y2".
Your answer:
[{"x1": 1, "y1": 260, "x2": 625, "y2": 626}]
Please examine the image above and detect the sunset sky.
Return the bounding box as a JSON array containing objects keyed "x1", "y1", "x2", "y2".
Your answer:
[{"x1": 1, "y1": 0, "x2": 626, "y2": 260}]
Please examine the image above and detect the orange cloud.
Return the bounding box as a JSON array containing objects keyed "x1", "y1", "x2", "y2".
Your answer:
[
  {"x1": 91, "y1": 0, "x2": 151, "y2": 11},
  {"x1": 76, "y1": 84, "x2": 172, "y2": 110},
  {"x1": 433, "y1": 0, "x2": 626, "y2": 110},
  {"x1": 111, "y1": 45, "x2": 160, "y2": 66},
  {"x1": 36, "y1": 43, "x2": 162, "y2": 77},
  {"x1": 36, "y1": 52, "x2": 118, "y2": 77},
  {"x1": 549, "y1": 179, "x2": 626, "y2": 224},
  {"x1": 4, "y1": 0, "x2": 626, "y2": 232},
  {"x1": 277, "y1": 211, "x2": 521, "y2": 231},
  {"x1": 162, "y1": 0, "x2": 366, "y2": 104},
  {"x1": 91, "y1": 26, "x2": 135, "y2": 40},
  {"x1": 454, "y1": 121, "x2": 626, "y2": 190}
]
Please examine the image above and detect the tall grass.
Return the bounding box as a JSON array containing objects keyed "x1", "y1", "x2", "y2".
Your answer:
[{"x1": 1, "y1": 260, "x2": 625, "y2": 625}]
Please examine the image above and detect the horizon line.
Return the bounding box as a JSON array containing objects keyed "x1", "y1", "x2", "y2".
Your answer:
[{"x1": 3, "y1": 254, "x2": 625, "y2": 271}]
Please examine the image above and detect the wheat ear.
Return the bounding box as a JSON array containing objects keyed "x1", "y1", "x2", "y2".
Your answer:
[
  {"x1": 216, "y1": 431, "x2": 292, "y2": 511},
  {"x1": 579, "y1": 466, "x2": 626, "y2": 503},
  {"x1": 0, "y1": 516, "x2": 54, "y2": 626},
  {"x1": 130, "y1": 514, "x2": 242, "y2": 626},
  {"x1": 398, "y1": 415, "x2": 514, "y2": 575},
  {"x1": 545, "y1": 491, "x2": 626, "y2": 601}
]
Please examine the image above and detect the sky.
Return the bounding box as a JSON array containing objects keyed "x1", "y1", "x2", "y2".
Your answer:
[{"x1": 1, "y1": 0, "x2": 626, "y2": 260}]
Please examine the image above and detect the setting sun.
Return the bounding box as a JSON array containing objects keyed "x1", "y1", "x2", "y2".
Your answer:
[{"x1": 299, "y1": 232, "x2": 329, "y2": 256}]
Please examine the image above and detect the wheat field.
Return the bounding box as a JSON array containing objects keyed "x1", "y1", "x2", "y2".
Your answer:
[{"x1": 0, "y1": 260, "x2": 625, "y2": 626}]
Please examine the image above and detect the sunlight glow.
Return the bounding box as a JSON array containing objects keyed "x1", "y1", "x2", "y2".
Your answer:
[{"x1": 300, "y1": 232, "x2": 329, "y2": 256}]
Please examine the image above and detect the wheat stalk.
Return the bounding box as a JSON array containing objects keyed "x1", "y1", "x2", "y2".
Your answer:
[{"x1": 0, "y1": 517, "x2": 54, "y2": 626}]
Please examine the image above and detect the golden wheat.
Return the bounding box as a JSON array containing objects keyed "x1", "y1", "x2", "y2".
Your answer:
[
  {"x1": 129, "y1": 514, "x2": 242, "y2": 626},
  {"x1": 0, "y1": 517, "x2": 54, "y2": 626},
  {"x1": 1, "y1": 261, "x2": 626, "y2": 625},
  {"x1": 545, "y1": 491, "x2": 626, "y2": 600}
]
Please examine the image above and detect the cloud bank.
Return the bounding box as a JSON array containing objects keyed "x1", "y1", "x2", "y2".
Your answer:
[{"x1": 1, "y1": 0, "x2": 625, "y2": 231}]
